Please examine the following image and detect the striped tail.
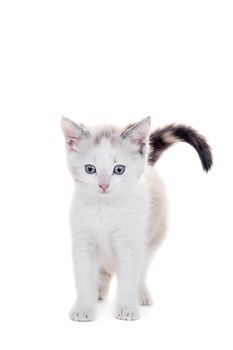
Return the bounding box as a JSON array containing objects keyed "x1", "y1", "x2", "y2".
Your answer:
[{"x1": 148, "y1": 124, "x2": 213, "y2": 172}]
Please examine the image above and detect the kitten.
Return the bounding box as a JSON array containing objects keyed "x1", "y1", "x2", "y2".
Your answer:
[{"x1": 61, "y1": 117, "x2": 212, "y2": 321}]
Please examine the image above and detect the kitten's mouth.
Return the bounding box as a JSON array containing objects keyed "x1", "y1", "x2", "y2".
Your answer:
[{"x1": 99, "y1": 189, "x2": 111, "y2": 195}]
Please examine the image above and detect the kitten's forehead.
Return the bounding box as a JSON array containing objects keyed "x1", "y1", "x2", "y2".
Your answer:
[
  {"x1": 93, "y1": 125, "x2": 120, "y2": 145},
  {"x1": 78, "y1": 125, "x2": 124, "y2": 163},
  {"x1": 91, "y1": 137, "x2": 120, "y2": 163}
]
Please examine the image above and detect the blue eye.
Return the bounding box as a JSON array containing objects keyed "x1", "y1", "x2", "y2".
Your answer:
[
  {"x1": 113, "y1": 165, "x2": 125, "y2": 175},
  {"x1": 85, "y1": 164, "x2": 96, "y2": 174}
]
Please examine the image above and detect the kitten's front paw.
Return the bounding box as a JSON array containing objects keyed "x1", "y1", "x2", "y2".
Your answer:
[
  {"x1": 115, "y1": 306, "x2": 140, "y2": 321},
  {"x1": 69, "y1": 305, "x2": 96, "y2": 322}
]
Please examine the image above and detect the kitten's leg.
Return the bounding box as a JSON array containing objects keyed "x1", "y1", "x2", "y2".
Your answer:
[
  {"x1": 98, "y1": 269, "x2": 112, "y2": 301},
  {"x1": 138, "y1": 248, "x2": 154, "y2": 306},
  {"x1": 114, "y1": 245, "x2": 143, "y2": 321},
  {"x1": 69, "y1": 242, "x2": 98, "y2": 322},
  {"x1": 138, "y1": 281, "x2": 153, "y2": 306},
  {"x1": 138, "y1": 223, "x2": 167, "y2": 306}
]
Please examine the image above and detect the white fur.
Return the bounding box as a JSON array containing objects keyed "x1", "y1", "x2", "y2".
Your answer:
[{"x1": 62, "y1": 117, "x2": 167, "y2": 321}]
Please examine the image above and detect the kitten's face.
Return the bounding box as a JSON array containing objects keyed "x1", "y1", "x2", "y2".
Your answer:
[{"x1": 62, "y1": 117, "x2": 151, "y2": 197}]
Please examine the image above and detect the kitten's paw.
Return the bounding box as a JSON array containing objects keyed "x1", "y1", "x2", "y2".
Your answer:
[
  {"x1": 69, "y1": 305, "x2": 96, "y2": 322},
  {"x1": 139, "y1": 289, "x2": 153, "y2": 306},
  {"x1": 115, "y1": 306, "x2": 140, "y2": 321}
]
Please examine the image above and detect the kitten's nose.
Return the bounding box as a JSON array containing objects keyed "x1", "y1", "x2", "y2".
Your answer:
[{"x1": 99, "y1": 183, "x2": 110, "y2": 192}]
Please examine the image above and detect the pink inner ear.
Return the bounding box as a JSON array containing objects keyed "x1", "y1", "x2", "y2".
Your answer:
[
  {"x1": 67, "y1": 138, "x2": 74, "y2": 146},
  {"x1": 66, "y1": 136, "x2": 82, "y2": 151},
  {"x1": 67, "y1": 137, "x2": 77, "y2": 146},
  {"x1": 131, "y1": 137, "x2": 147, "y2": 154},
  {"x1": 132, "y1": 137, "x2": 146, "y2": 146}
]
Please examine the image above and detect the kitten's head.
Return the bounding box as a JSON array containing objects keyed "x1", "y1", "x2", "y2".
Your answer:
[{"x1": 61, "y1": 117, "x2": 151, "y2": 197}]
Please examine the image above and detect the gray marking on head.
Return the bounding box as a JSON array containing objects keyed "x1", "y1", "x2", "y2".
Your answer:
[{"x1": 94, "y1": 126, "x2": 119, "y2": 144}]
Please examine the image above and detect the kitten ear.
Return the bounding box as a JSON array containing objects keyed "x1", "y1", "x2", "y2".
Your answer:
[
  {"x1": 61, "y1": 117, "x2": 90, "y2": 151},
  {"x1": 121, "y1": 117, "x2": 151, "y2": 153}
]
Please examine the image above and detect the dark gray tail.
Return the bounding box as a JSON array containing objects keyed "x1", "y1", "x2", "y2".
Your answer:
[{"x1": 148, "y1": 124, "x2": 213, "y2": 172}]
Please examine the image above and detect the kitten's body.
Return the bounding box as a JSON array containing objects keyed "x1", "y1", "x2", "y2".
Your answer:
[
  {"x1": 70, "y1": 167, "x2": 166, "y2": 319},
  {"x1": 62, "y1": 117, "x2": 212, "y2": 321}
]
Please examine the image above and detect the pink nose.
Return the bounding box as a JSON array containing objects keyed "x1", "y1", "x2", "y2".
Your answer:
[{"x1": 99, "y1": 183, "x2": 110, "y2": 192}]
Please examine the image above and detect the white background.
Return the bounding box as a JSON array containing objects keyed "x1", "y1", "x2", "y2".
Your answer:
[{"x1": 0, "y1": 1, "x2": 232, "y2": 349}]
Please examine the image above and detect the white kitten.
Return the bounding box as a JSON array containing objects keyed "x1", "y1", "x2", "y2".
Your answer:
[{"x1": 61, "y1": 117, "x2": 212, "y2": 321}]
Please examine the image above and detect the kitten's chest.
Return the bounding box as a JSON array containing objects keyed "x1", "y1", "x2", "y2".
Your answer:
[
  {"x1": 81, "y1": 200, "x2": 123, "y2": 236},
  {"x1": 72, "y1": 193, "x2": 149, "y2": 238},
  {"x1": 71, "y1": 193, "x2": 150, "y2": 272},
  {"x1": 74, "y1": 200, "x2": 123, "y2": 271}
]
